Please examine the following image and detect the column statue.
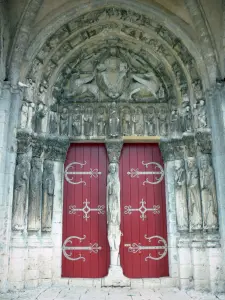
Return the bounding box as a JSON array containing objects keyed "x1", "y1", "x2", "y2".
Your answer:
[
  {"x1": 199, "y1": 156, "x2": 218, "y2": 230},
  {"x1": 174, "y1": 160, "x2": 189, "y2": 231},
  {"x1": 186, "y1": 158, "x2": 202, "y2": 231},
  {"x1": 12, "y1": 154, "x2": 30, "y2": 231},
  {"x1": 42, "y1": 161, "x2": 55, "y2": 232},
  {"x1": 28, "y1": 158, "x2": 42, "y2": 231}
]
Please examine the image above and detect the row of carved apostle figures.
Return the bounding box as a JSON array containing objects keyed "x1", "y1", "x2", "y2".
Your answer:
[
  {"x1": 12, "y1": 155, "x2": 55, "y2": 233},
  {"x1": 174, "y1": 155, "x2": 218, "y2": 233},
  {"x1": 20, "y1": 100, "x2": 208, "y2": 137}
]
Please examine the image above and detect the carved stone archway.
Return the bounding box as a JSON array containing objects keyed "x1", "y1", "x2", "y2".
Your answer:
[{"x1": 8, "y1": 4, "x2": 223, "y2": 292}]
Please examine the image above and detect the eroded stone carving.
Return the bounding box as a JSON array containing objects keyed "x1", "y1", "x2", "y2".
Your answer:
[
  {"x1": 71, "y1": 107, "x2": 82, "y2": 136},
  {"x1": 174, "y1": 160, "x2": 189, "y2": 231},
  {"x1": 158, "y1": 107, "x2": 168, "y2": 136},
  {"x1": 194, "y1": 100, "x2": 208, "y2": 129},
  {"x1": 42, "y1": 160, "x2": 55, "y2": 232},
  {"x1": 199, "y1": 156, "x2": 218, "y2": 230},
  {"x1": 28, "y1": 158, "x2": 42, "y2": 231},
  {"x1": 96, "y1": 106, "x2": 107, "y2": 136},
  {"x1": 60, "y1": 108, "x2": 69, "y2": 135},
  {"x1": 35, "y1": 102, "x2": 48, "y2": 133},
  {"x1": 20, "y1": 102, "x2": 29, "y2": 129},
  {"x1": 145, "y1": 107, "x2": 156, "y2": 135},
  {"x1": 170, "y1": 108, "x2": 181, "y2": 136},
  {"x1": 186, "y1": 158, "x2": 202, "y2": 231},
  {"x1": 108, "y1": 102, "x2": 120, "y2": 138},
  {"x1": 12, "y1": 154, "x2": 30, "y2": 231},
  {"x1": 133, "y1": 107, "x2": 144, "y2": 135},
  {"x1": 49, "y1": 110, "x2": 59, "y2": 135},
  {"x1": 122, "y1": 107, "x2": 132, "y2": 136},
  {"x1": 24, "y1": 78, "x2": 35, "y2": 103},
  {"x1": 83, "y1": 107, "x2": 93, "y2": 136},
  {"x1": 181, "y1": 102, "x2": 193, "y2": 133},
  {"x1": 107, "y1": 163, "x2": 121, "y2": 266}
]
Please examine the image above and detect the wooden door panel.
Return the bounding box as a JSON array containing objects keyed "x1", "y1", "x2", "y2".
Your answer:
[
  {"x1": 120, "y1": 144, "x2": 169, "y2": 278},
  {"x1": 62, "y1": 144, "x2": 109, "y2": 278}
]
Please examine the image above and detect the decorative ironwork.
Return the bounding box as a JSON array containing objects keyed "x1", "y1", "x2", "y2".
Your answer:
[
  {"x1": 125, "y1": 235, "x2": 167, "y2": 261},
  {"x1": 65, "y1": 161, "x2": 102, "y2": 185},
  {"x1": 124, "y1": 199, "x2": 160, "y2": 221},
  {"x1": 127, "y1": 161, "x2": 164, "y2": 185},
  {"x1": 69, "y1": 199, "x2": 105, "y2": 221},
  {"x1": 62, "y1": 235, "x2": 102, "y2": 261}
]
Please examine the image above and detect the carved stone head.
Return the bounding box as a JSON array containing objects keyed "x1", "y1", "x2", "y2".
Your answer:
[
  {"x1": 187, "y1": 158, "x2": 196, "y2": 169},
  {"x1": 109, "y1": 163, "x2": 117, "y2": 174},
  {"x1": 44, "y1": 161, "x2": 54, "y2": 173},
  {"x1": 174, "y1": 159, "x2": 184, "y2": 171},
  {"x1": 32, "y1": 158, "x2": 42, "y2": 169}
]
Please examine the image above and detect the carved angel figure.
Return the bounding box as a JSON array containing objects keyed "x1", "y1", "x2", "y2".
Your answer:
[{"x1": 199, "y1": 156, "x2": 218, "y2": 230}]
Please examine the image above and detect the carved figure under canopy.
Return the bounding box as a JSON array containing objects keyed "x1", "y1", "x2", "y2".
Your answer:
[
  {"x1": 96, "y1": 107, "x2": 106, "y2": 136},
  {"x1": 133, "y1": 107, "x2": 144, "y2": 135},
  {"x1": 186, "y1": 158, "x2": 202, "y2": 231},
  {"x1": 122, "y1": 108, "x2": 131, "y2": 136},
  {"x1": 12, "y1": 154, "x2": 30, "y2": 231},
  {"x1": 199, "y1": 156, "x2": 218, "y2": 230},
  {"x1": 60, "y1": 108, "x2": 69, "y2": 135},
  {"x1": 108, "y1": 102, "x2": 120, "y2": 137},
  {"x1": 145, "y1": 107, "x2": 156, "y2": 135},
  {"x1": 72, "y1": 107, "x2": 82, "y2": 136},
  {"x1": 174, "y1": 160, "x2": 189, "y2": 231},
  {"x1": 83, "y1": 107, "x2": 93, "y2": 136},
  {"x1": 42, "y1": 161, "x2": 55, "y2": 232}
]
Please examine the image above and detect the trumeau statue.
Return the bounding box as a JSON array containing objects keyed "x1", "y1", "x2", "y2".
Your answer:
[
  {"x1": 186, "y1": 158, "x2": 202, "y2": 231},
  {"x1": 133, "y1": 107, "x2": 144, "y2": 135},
  {"x1": 60, "y1": 108, "x2": 69, "y2": 135},
  {"x1": 108, "y1": 102, "x2": 120, "y2": 137},
  {"x1": 107, "y1": 163, "x2": 121, "y2": 266},
  {"x1": 72, "y1": 107, "x2": 82, "y2": 136},
  {"x1": 42, "y1": 161, "x2": 55, "y2": 232},
  {"x1": 83, "y1": 107, "x2": 93, "y2": 136},
  {"x1": 174, "y1": 160, "x2": 189, "y2": 231},
  {"x1": 199, "y1": 156, "x2": 218, "y2": 230},
  {"x1": 12, "y1": 154, "x2": 30, "y2": 231},
  {"x1": 28, "y1": 158, "x2": 42, "y2": 231}
]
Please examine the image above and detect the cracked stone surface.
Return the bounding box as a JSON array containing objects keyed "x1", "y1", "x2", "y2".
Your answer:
[{"x1": 0, "y1": 287, "x2": 224, "y2": 300}]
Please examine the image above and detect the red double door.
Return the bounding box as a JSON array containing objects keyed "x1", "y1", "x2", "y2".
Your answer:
[{"x1": 62, "y1": 143, "x2": 168, "y2": 278}]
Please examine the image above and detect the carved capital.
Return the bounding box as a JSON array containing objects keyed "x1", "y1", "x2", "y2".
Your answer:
[
  {"x1": 183, "y1": 135, "x2": 196, "y2": 157},
  {"x1": 17, "y1": 130, "x2": 33, "y2": 154},
  {"x1": 45, "y1": 137, "x2": 70, "y2": 161},
  {"x1": 196, "y1": 131, "x2": 212, "y2": 154},
  {"x1": 105, "y1": 140, "x2": 123, "y2": 163},
  {"x1": 32, "y1": 135, "x2": 46, "y2": 158},
  {"x1": 160, "y1": 139, "x2": 184, "y2": 162}
]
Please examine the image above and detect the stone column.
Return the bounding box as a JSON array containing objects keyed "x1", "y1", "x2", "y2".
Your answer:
[
  {"x1": 102, "y1": 140, "x2": 129, "y2": 287},
  {"x1": 160, "y1": 139, "x2": 193, "y2": 289}
]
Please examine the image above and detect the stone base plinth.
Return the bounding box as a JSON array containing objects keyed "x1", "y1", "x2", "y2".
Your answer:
[{"x1": 102, "y1": 266, "x2": 130, "y2": 287}]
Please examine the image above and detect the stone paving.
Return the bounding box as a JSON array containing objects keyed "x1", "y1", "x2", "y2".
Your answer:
[{"x1": 1, "y1": 287, "x2": 225, "y2": 300}]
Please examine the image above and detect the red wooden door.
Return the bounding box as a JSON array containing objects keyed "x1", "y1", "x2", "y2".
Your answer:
[
  {"x1": 62, "y1": 144, "x2": 109, "y2": 278},
  {"x1": 120, "y1": 144, "x2": 168, "y2": 278}
]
